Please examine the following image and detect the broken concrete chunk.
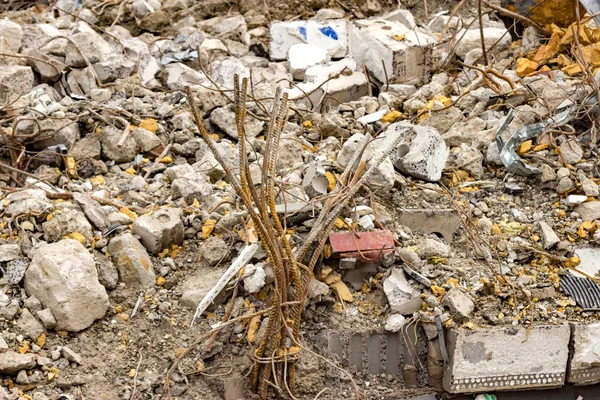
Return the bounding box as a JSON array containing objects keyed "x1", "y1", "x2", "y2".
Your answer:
[
  {"x1": 307, "y1": 278, "x2": 330, "y2": 299},
  {"x1": 108, "y1": 233, "x2": 156, "y2": 289},
  {"x1": 132, "y1": 208, "x2": 184, "y2": 254},
  {"x1": 538, "y1": 221, "x2": 560, "y2": 249},
  {"x1": 64, "y1": 27, "x2": 112, "y2": 67},
  {"x1": 386, "y1": 121, "x2": 448, "y2": 182},
  {"x1": 285, "y1": 58, "x2": 368, "y2": 111},
  {"x1": 0, "y1": 19, "x2": 22, "y2": 52},
  {"x1": 5, "y1": 189, "x2": 52, "y2": 217},
  {"x1": 101, "y1": 125, "x2": 140, "y2": 163},
  {"x1": 575, "y1": 201, "x2": 600, "y2": 221},
  {"x1": 443, "y1": 324, "x2": 570, "y2": 393},
  {"x1": 62, "y1": 346, "x2": 82, "y2": 364},
  {"x1": 210, "y1": 105, "x2": 265, "y2": 139},
  {"x1": 211, "y1": 57, "x2": 250, "y2": 90},
  {"x1": 288, "y1": 43, "x2": 328, "y2": 80},
  {"x1": 454, "y1": 28, "x2": 512, "y2": 59},
  {"x1": 0, "y1": 66, "x2": 34, "y2": 103},
  {"x1": 16, "y1": 308, "x2": 45, "y2": 341},
  {"x1": 0, "y1": 244, "x2": 20, "y2": 263},
  {"x1": 442, "y1": 288, "x2": 474, "y2": 322},
  {"x1": 73, "y1": 193, "x2": 108, "y2": 230},
  {"x1": 243, "y1": 264, "x2": 266, "y2": 293},
  {"x1": 350, "y1": 19, "x2": 435, "y2": 85},
  {"x1": 417, "y1": 238, "x2": 450, "y2": 258},
  {"x1": 131, "y1": 127, "x2": 162, "y2": 152},
  {"x1": 302, "y1": 162, "x2": 328, "y2": 199},
  {"x1": 0, "y1": 352, "x2": 36, "y2": 375},
  {"x1": 42, "y1": 209, "x2": 93, "y2": 246},
  {"x1": 384, "y1": 313, "x2": 406, "y2": 332},
  {"x1": 560, "y1": 139, "x2": 583, "y2": 165},
  {"x1": 36, "y1": 309, "x2": 56, "y2": 330},
  {"x1": 93, "y1": 56, "x2": 136, "y2": 82},
  {"x1": 270, "y1": 19, "x2": 348, "y2": 60},
  {"x1": 383, "y1": 268, "x2": 422, "y2": 315},
  {"x1": 397, "y1": 209, "x2": 461, "y2": 244},
  {"x1": 24, "y1": 240, "x2": 109, "y2": 332}
]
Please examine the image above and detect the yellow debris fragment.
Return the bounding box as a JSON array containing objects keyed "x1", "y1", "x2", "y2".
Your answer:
[
  {"x1": 517, "y1": 140, "x2": 533, "y2": 155},
  {"x1": 382, "y1": 110, "x2": 402, "y2": 123},
  {"x1": 516, "y1": 58, "x2": 538, "y2": 77},
  {"x1": 247, "y1": 315, "x2": 261, "y2": 343},
  {"x1": 160, "y1": 156, "x2": 172, "y2": 164},
  {"x1": 139, "y1": 118, "x2": 157, "y2": 133},
  {"x1": 125, "y1": 167, "x2": 136, "y2": 175},
  {"x1": 330, "y1": 280, "x2": 353, "y2": 302},
  {"x1": 129, "y1": 369, "x2": 136, "y2": 378},
  {"x1": 392, "y1": 33, "x2": 406, "y2": 41},
  {"x1": 157, "y1": 276, "x2": 165, "y2": 286},
  {"x1": 324, "y1": 272, "x2": 341, "y2": 285},
  {"x1": 120, "y1": 207, "x2": 138, "y2": 220},
  {"x1": 326, "y1": 171, "x2": 336, "y2": 191},
  {"x1": 91, "y1": 175, "x2": 105, "y2": 185},
  {"x1": 65, "y1": 232, "x2": 86, "y2": 246},
  {"x1": 65, "y1": 157, "x2": 77, "y2": 179},
  {"x1": 533, "y1": 143, "x2": 549, "y2": 151},
  {"x1": 201, "y1": 219, "x2": 217, "y2": 239},
  {"x1": 302, "y1": 120, "x2": 313, "y2": 129},
  {"x1": 36, "y1": 333, "x2": 46, "y2": 348}
]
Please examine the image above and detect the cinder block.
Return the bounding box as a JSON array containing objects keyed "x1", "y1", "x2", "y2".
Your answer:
[
  {"x1": 323, "y1": 327, "x2": 428, "y2": 385},
  {"x1": 568, "y1": 322, "x2": 600, "y2": 385},
  {"x1": 349, "y1": 19, "x2": 436, "y2": 85},
  {"x1": 444, "y1": 324, "x2": 570, "y2": 393}
]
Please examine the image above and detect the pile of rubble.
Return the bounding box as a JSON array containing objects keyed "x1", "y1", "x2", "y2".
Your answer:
[{"x1": 1, "y1": 0, "x2": 600, "y2": 398}]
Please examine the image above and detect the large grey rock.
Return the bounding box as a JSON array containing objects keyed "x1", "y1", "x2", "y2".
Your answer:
[
  {"x1": 101, "y1": 125, "x2": 140, "y2": 163},
  {"x1": 211, "y1": 57, "x2": 250, "y2": 90},
  {"x1": 387, "y1": 121, "x2": 448, "y2": 182},
  {"x1": 560, "y1": 139, "x2": 583, "y2": 165},
  {"x1": 0, "y1": 66, "x2": 34, "y2": 103},
  {"x1": 36, "y1": 309, "x2": 56, "y2": 330},
  {"x1": 199, "y1": 236, "x2": 229, "y2": 266},
  {"x1": 24, "y1": 240, "x2": 109, "y2": 332},
  {"x1": 444, "y1": 324, "x2": 570, "y2": 393},
  {"x1": 210, "y1": 105, "x2": 264, "y2": 139},
  {"x1": 162, "y1": 62, "x2": 208, "y2": 90},
  {"x1": 64, "y1": 27, "x2": 112, "y2": 68},
  {"x1": 42, "y1": 209, "x2": 93, "y2": 246},
  {"x1": 108, "y1": 233, "x2": 155, "y2": 288},
  {"x1": 66, "y1": 67, "x2": 98, "y2": 95},
  {"x1": 0, "y1": 19, "x2": 22, "y2": 52},
  {"x1": 132, "y1": 208, "x2": 184, "y2": 254},
  {"x1": 25, "y1": 118, "x2": 81, "y2": 151},
  {"x1": 70, "y1": 134, "x2": 102, "y2": 160},
  {"x1": 383, "y1": 268, "x2": 422, "y2": 315},
  {"x1": 22, "y1": 49, "x2": 65, "y2": 82},
  {"x1": 0, "y1": 352, "x2": 36, "y2": 375}
]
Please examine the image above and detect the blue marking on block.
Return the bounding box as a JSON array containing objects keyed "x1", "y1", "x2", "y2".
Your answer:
[
  {"x1": 299, "y1": 26, "x2": 307, "y2": 39},
  {"x1": 319, "y1": 26, "x2": 338, "y2": 40}
]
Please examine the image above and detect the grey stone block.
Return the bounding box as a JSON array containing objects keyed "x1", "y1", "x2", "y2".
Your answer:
[{"x1": 568, "y1": 321, "x2": 600, "y2": 385}]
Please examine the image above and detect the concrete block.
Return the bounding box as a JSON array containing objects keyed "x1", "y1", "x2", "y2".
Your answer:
[
  {"x1": 288, "y1": 43, "x2": 328, "y2": 80},
  {"x1": 349, "y1": 19, "x2": 436, "y2": 85},
  {"x1": 396, "y1": 209, "x2": 461, "y2": 243},
  {"x1": 285, "y1": 58, "x2": 368, "y2": 111},
  {"x1": 132, "y1": 207, "x2": 184, "y2": 254},
  {"x1": 443, "y1": 324, "x2": 570, "y2": 393},
  {"x1": 568, "y1": 322, "x2": 600, "y2": 385},
  {"x1": 269, "y1": 19, "x2": 348, "y2": 61}
]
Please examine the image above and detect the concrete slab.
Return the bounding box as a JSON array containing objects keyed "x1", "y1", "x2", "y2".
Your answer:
[
  {"x1": 444, "y1": 324, "x2": 570, "y2": 393},
  {"x1": 568, "y1": 322, "x2": 600, "y2": 385}
]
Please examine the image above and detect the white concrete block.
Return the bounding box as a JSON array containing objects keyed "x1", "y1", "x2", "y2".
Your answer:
[
  {"x1": 383, "y1": 9, "x2": 417, "y2": 30},
  {"x1": 270, "y1": 19, "x2": 348, "y2": 61},
  {"x1": 568, "y1": 322, "x2": 600, "y2": 385},
  {"x1": 454, "y1": 28, "x2": 512, "y2": 59},
  {"x1": 350, "y1": 19, "x2": 436, "y2": 85},
  {"x1": 285, "y1": 58, "x2": 368, "y2": 111},
  {"x1": 444, "y1": 324, "x2": 570, "y2": 393},
  {"x1": 288, "y1": 43, "x2": 328, "y2": 80}
]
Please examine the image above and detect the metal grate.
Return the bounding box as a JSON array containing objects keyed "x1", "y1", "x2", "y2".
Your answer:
[{"x1": 560, "y1": 274, "x2": 600, "y2": 311}]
